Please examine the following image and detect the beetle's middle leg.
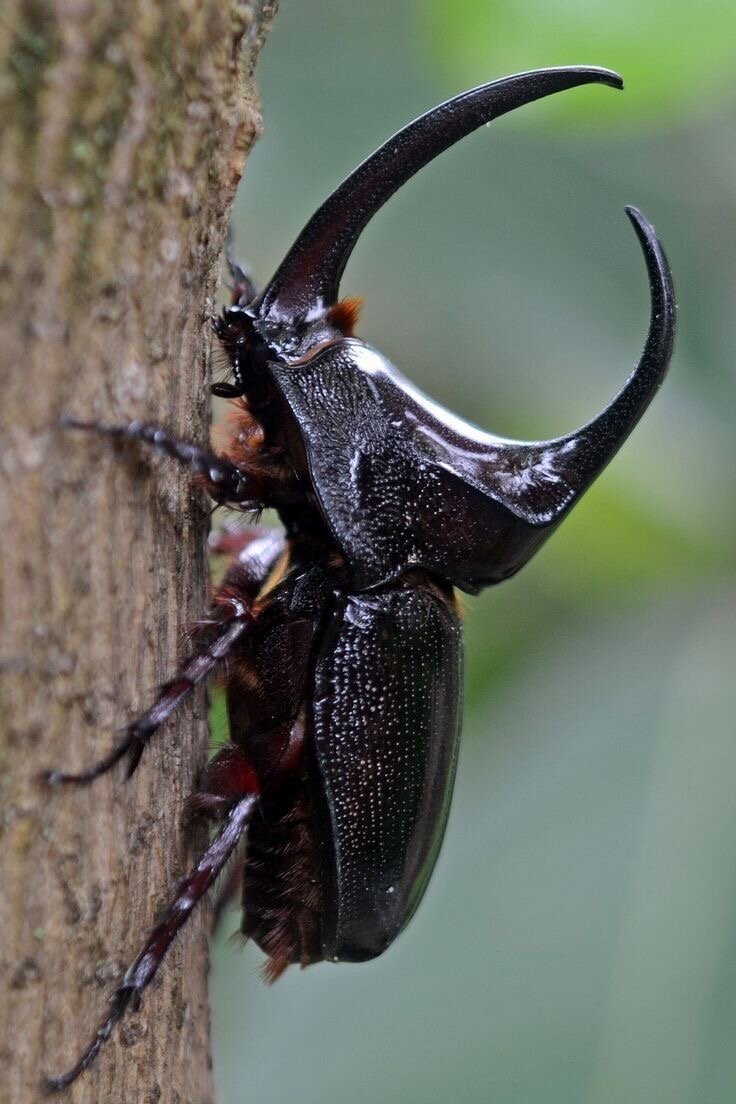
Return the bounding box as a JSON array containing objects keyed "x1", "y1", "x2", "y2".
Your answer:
[
  {"x1": 40, "y1": 527, "x2": 286, "y2": 787},
  {"x1": 41, "y1": 603, "x2": 256, "y2": 786}
]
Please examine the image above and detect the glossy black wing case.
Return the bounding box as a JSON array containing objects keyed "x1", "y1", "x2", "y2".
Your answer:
[{"x1": 311, "y1": 587, "x2": 463, "y2": 961}]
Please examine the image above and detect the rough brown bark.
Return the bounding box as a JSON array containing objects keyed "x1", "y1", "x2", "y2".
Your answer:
[{"x1": 0, "y1": 1, "x2": 277, "y2": 1100}]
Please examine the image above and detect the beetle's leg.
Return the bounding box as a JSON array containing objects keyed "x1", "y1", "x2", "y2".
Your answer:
[
  {"x1": 209, "y1": 522, "x2": 264, "y2": 559},
  {"x1": 41, "y1": 794, "x2": 258, "y2": 1095},
  {"x1": 41, "y1": 603, "x2": 255, "y2": 786},
  {"x1": 185, "y1": 744, "x2": 262, "y2": 820},
  {"x1": 41, "y1": 528, "x2": 285, "y2": 787},
  {"x1": 210, "y1": 524, "x2": 286, "y2": 580},
  {"x1": 183, "y1": 746, "x2": 252, "y2": 927},
  {"x1": 60, "y1": 416, "x2": 270, "y2": 508}
]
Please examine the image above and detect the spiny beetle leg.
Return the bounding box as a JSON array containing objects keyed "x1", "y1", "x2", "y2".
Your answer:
[
  {"x1": 183, "y1": 746, "x2": 261, "y2": 930},
  {"x1": 60, "y1": 416, "x2": 264, "y2": 508},
  {"x1": 41, "y1": 606, "x2": 255, "y2": 786},
  {"x1": 41, "y1": 795, "x2": 258, "y2": 1095}
]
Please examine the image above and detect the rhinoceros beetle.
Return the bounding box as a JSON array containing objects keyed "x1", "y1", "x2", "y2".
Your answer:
[{"x1": 42, "y1": 66, "x2": 675, "y2": 1091}]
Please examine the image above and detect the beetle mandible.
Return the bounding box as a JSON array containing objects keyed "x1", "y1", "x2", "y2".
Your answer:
[{"x1": 42, "y1": 66, "x2": 675, "y2": 1091}]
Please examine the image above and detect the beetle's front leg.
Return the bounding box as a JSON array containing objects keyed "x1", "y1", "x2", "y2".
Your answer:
[{"x1": 61, "y1": 416, "x2": 272, "y2": 509}]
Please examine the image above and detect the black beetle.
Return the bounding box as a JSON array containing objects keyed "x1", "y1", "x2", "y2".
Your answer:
[{"x1": 42, "y1": 66, "x2": 675, "y2": 1091}]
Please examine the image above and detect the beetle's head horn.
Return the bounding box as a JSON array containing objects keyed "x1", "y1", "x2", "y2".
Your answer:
[{"x1": 253, "y1": 66, "x2": 624, "y2": 324}]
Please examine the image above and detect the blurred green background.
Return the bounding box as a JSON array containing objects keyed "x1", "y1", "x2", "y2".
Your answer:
[{"x1": 211, "y1": 2, "x2": 736, "y2": 1102}]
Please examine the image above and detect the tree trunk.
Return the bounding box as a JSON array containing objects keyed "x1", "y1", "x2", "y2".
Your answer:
[{"x1": 0, "y1": 2, "x2": 277, "y2": 1101}]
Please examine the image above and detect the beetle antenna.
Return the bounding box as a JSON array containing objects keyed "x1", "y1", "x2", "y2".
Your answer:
[{"x1": 255, "y1": 66, "x2": 623, "y2": 322}]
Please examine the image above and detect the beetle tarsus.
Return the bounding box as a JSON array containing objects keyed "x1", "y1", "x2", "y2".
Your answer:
[{"x1": 41, "y1": 987, "x2": 132, "y2": 1094}]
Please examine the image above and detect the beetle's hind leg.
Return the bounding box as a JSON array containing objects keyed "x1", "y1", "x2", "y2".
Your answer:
[{"x1": 41, "y1": 793, "x2": 258, "y2": 1094}]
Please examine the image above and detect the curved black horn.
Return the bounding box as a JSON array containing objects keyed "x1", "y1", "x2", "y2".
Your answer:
[
  {"x1": 469, "y1": 206, "x2": 675, "y2": 529},
  {"x1": 255, "y1": 66, "x2": 623, "y2": 322},
  {"x1": 532, "y1": 206, "x2": 675, "y2": 513}
]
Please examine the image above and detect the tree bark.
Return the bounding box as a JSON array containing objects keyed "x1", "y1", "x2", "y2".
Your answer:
[{"x1": 0, "y1": 2, "x2": 277, "y2": 1101}]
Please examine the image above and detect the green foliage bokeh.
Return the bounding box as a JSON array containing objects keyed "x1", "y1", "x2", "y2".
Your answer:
[{"x1": 425, "y1": 0, "x2": 736, "y2": 124}]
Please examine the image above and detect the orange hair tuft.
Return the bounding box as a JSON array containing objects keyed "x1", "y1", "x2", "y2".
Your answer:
[{"x1": 328, "y1": 296, "x2": 364, "y2": 335}]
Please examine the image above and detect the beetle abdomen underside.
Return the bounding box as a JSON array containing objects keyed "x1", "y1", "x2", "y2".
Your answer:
[{"x1": 312, "y1": 583, "x2": 463, "y2": 962}]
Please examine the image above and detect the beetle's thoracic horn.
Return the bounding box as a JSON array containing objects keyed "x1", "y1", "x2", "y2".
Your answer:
[
  {"x1": 440, "y1": 205, "x2": 674, "y2": 533},
  {"x1": 256, "y1": 66, "x2": 623, "y2": 321},
  {"x1": 518, "y1": 205, "x2": 675, "y2": 517}
]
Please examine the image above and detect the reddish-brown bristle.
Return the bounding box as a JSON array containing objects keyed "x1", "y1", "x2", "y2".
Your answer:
[
  {"x1": 214, "y1": 581, "x2": 252, "y2": 608},
  {"x1": 262, "y1": 953, "x2": 291, "y2": 984},
  {"x1": 230, "y1": 659, "x2": 264, "y2": 695},
  {"x1": 228, "y1": 929, "x2": 250, "y2": 952},
  {"x1": 212, "y1": 407, "x2": 249, "y2": 449},
  {"x1": 327, "y1": 549, "x2": 347, "y2": 571},
  {"x1": 220, "y1": 409, "x2": 267, "y2": 468},
  {"x1": 328, "y1": 296, "x2": 363, "y2": 335}
]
